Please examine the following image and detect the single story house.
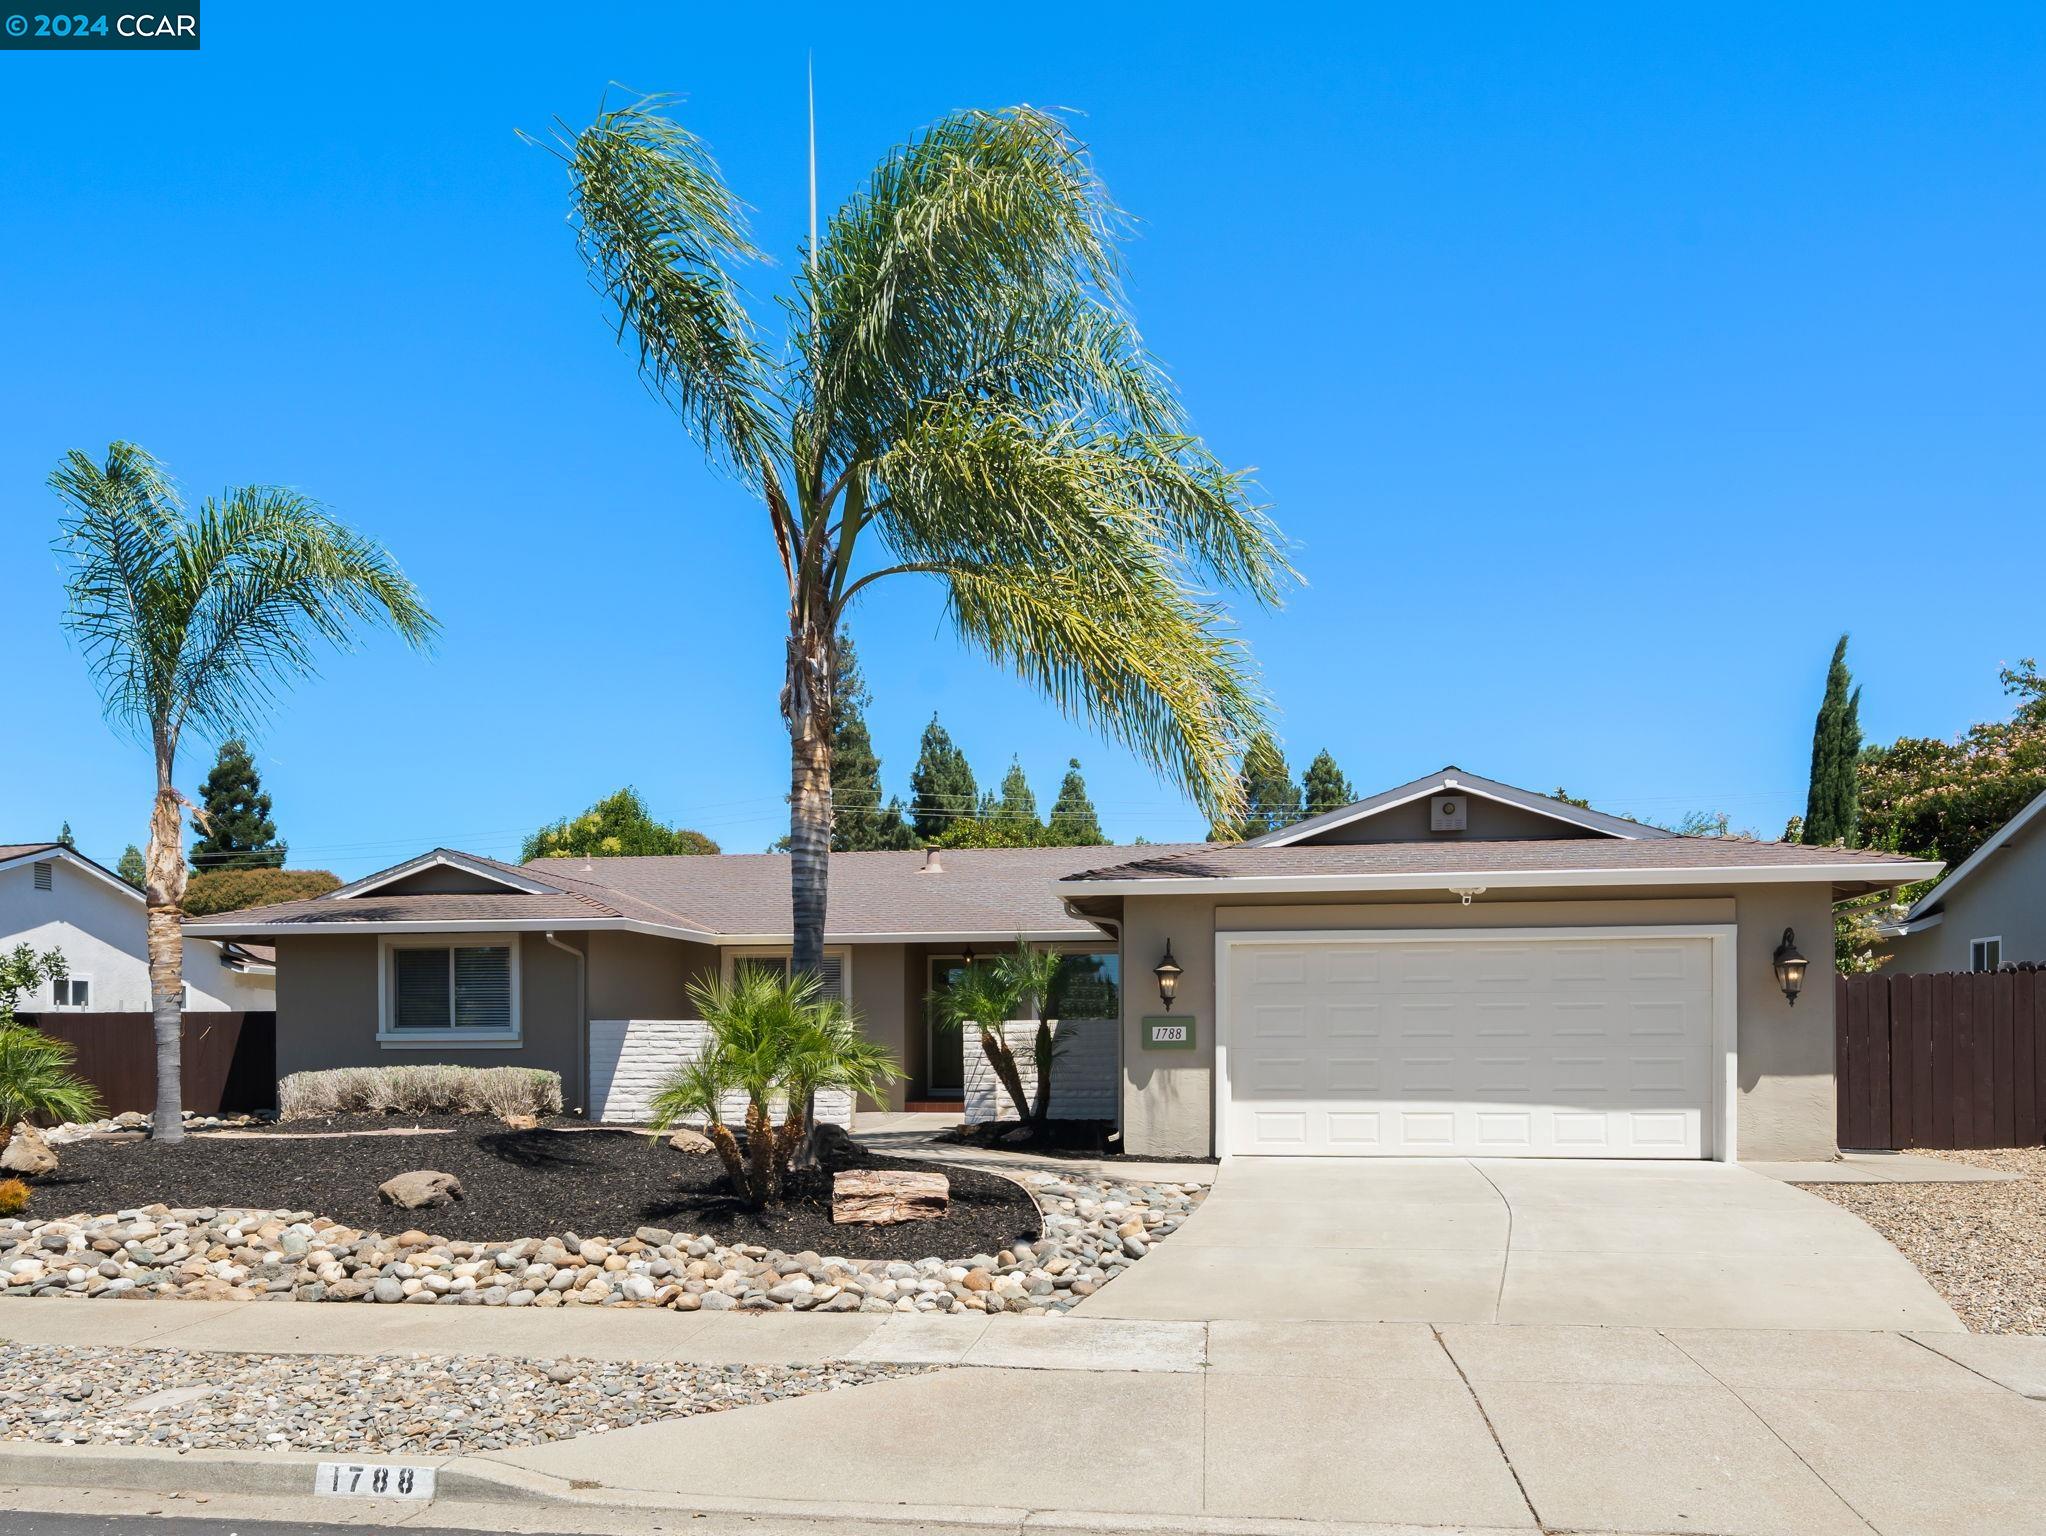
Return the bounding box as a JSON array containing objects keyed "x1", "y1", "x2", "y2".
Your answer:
[
  {"x1": 1877, "y1": 786, "x2": 2046, "y2": 975},
  {"x1": 187, "y1": 768, "x2": 1939, "y2": 1162},
  {"x1": 1, "y1": 841, "x2": 275, "y2": 1014}
]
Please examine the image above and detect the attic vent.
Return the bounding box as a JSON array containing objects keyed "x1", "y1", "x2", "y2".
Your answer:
[
  {"x1": 919, "y1": 848, "x2": 944, "y2": 875},
  {"x1": 1430, "y1": 797, "x2": 1468, "y2": 833},
  {"x1": 32, "y1": 861, "x2": 53, "y2": 891}
]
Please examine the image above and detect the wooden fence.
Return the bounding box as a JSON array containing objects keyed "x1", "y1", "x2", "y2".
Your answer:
[
  {"x1": 16, "y1": 1012, "x2": 277, "y2": 1117},
  {"x1": 1836, "y1": 970, "x2": 2046, "y2": 1150}
]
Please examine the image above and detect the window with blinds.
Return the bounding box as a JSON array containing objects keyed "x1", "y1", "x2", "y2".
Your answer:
[
  {"x1": 733, "y1": 953, "x2": 848, "y2": 1002},
  {"x1": 388, "y1": 943, "x2": 514, "y2": 1034}
]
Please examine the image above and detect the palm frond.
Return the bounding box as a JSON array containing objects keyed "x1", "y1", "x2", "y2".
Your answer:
[{"x1": 544, "y1": 93, "x2": 784, "y2": 486}]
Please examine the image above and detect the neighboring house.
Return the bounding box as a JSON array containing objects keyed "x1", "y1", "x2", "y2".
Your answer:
[
  {"x1": 0, "y1": 842, "x2": 276, "y2": 1013},
  {"x1": 186, "y1": 767, "x2": 1937, "y2": 1161},
  {"x1": 1877, "y1": 787, "x2": 2046, "y2": 975}
]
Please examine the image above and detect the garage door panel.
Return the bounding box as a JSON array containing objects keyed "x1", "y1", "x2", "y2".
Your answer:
[{"x1": 1226, "y1": 935, "x2": 1715, "y2": 1158}]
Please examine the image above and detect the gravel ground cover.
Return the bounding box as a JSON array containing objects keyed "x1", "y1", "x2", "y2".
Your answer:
[
  {"x1": 27, "y1": 1116, "x2": 1041, "y2": 1258},
  {"x1": 1, "y1": 1170, "x2": 1203, "y2": 1314},
  {"x1": 0, "y1": 1342, "x2": 922, "y2": 1454},
  {"x1": 1803, "y1": 1146, "x2": 2046, "y2": 1333}
]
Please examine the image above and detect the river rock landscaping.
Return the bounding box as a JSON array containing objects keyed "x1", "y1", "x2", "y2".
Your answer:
[
  {"x1": 3, "y1": 1118, "x2": 1205, "y2": 1314},
  {"x1": 0, "y1": 1341, "x2": 923, "y2": 1453}
]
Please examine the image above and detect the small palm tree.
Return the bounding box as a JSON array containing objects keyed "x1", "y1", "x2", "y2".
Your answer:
[
  {"x1": 0, "y1": 945, "x2": 103, "y2": 1142},
  {"x1": 537, "y1": 95, "x2": 1293, "y2": 983},
  {"x1": 1003, "y1": 943, "x2": 1071, "y2": 1132},
  {"x1": 51, "y1": 443, "x2": 436, "y2": 1143},
  {"x1": 648, "y1": 968, "x2": 900, "y2": 1208},
  {"x1": 929, "y1": 960, "x2": 1030, "y2": 1127}
]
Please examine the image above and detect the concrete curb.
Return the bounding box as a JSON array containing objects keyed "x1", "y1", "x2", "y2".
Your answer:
[{"x1": 0, "y1": 1441, "x2": 1527, "y2": 1536}]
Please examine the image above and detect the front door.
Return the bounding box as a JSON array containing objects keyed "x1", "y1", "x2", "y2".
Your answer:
[{"x1": 925, "y1": 956, "x2": 969, "y2": 1097}]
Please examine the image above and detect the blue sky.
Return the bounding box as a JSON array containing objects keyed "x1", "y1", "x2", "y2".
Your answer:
[{"x1": 2, "y1": 5, "x2": 2041, "y2": 877}]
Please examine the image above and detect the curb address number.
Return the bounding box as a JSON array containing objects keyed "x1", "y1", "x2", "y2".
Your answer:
[{"x1": 315, "y1": 1461, "x2": 436, "y2": 1500}]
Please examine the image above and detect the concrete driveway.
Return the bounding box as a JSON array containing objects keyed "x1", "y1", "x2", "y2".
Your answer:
[{"x1": 1078, "y1": 1156, "x2": 1963, "y2": 1331}]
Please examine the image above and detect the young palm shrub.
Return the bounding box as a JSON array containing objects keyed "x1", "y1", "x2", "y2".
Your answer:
[
  {"x1": 0, "y1": 943, "x2": 102, "y2": 1148},
  {"x1": 1001, "y1": 943, "x2": 1071, "y2": 1134},
  {"x1": 647, "y1": 969, "x2": 899, "y2": 1208},
  {"x1": 929, "y1": 960, "x2": 1030, "y2": 1127}
]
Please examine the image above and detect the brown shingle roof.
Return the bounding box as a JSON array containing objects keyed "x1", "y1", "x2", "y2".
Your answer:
[
  {"x1": 0, "y1": 844, "x2": 63, "y2": 862},
  {"x1": 1064, "y1": 837, "x2": 1936, "y2": 883}
]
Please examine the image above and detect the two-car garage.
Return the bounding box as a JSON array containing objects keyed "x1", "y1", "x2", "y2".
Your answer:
[{"x1": 1217, "y1": 929, "x2": 1730, "y2": 1159}]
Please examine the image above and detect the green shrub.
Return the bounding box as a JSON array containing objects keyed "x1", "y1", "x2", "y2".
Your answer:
[
  {"x1": 181, "y1": 867, "x2": 341, "y2": 917},
  {"x1": 0, "y1": 1178, "x2": 29, "y2": 1217},
  {"x1": 277, "y1": 1065, "x2": 562, "y2": 1121}
]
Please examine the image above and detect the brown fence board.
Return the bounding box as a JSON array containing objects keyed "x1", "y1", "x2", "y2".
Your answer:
[
  {"x1": 1837, "y1": 970, "x2": 2045, "y2": 1151},
  {"x1": 16, "y1": 1012, "x2": 276, "y2": 1117}
]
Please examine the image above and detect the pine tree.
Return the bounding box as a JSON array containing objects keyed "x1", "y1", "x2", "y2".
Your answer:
[
  {"x1": 1045, "y1": 759, "x2": 1105, "y2": 845},
  {"x1": 57, "y1": 821, "x2": 76, "y2": 850},
  {"x1": 116, "y1": 845, "x2": 145, "y2": 887},
  {"x1": 827, "y1": 634, "x2": 916, "y2": 851},
  {"x1": 1210, "y1": 732, "x2": 1301, "y2": 839},
  {"x1": 1300, "y1": 750, "x2": 1357, "y2": 818},
  {"x1": 1801, "y1": 635, "x2": 1862, "y2": 847},
  {"x1": 908, "y1": 717, "x2": 977, "y2": 843},
  {"x1": 189, "y1": 738, "x2": 284, "y2": 871},
  {"x1": 993, "y1": 758, "x2": 1041, "y2": 832}
]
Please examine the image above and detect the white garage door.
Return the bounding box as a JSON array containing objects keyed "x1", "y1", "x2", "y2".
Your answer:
[{"x1": 1223, "y1": 934, "x2": 1716, "y2": 1158}]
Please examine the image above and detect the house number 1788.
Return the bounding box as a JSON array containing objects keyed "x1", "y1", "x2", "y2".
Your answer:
[{"x1": 314, "y1": 1461, "x2": 435, "y2": 1500}]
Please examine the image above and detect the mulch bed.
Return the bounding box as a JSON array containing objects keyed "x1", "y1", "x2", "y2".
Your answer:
[
  {"x1": 26, "y1": 1115, "x2": 1042, "y2": 1259},
  {"x1": 937, "y1": 1119, "x2": 1219, "y2": 1164}
]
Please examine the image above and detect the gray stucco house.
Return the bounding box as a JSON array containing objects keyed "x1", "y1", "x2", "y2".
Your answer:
[
  {"x1": 1878, "y1": 786, "x2": 2046, "y2": 975},
  {"x1": 187, "y1": 767, "x2": 1938, "y2": 1162}
]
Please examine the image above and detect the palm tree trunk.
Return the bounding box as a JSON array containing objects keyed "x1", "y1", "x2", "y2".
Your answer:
[
  {"x1": 980, "y1": 1028, "x2": 1032, "y2": 1126},
  {"x1": 785, "y1": 615, "x2": 834, "y2": 1169},
  {"x1": 1030, "y1": 1019, "x2": 1055, "y2": 1129},
  {"x1": 144, "y1": 738, "x2": 188, "y2": 1144}
]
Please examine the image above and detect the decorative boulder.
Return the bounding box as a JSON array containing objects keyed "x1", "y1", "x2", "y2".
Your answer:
[
  {"x1": 813, "y1": 1122, "x2": 859, "y2": 1157},
  {"x1": 831, "y1": 1169, "x2": 949, "y2": 1225},
  {"x1": 378, "y1": 1170, "x2": 464, "y2": 1209},
  {"x1": 1, "y1": 1123, "x2": 56, "y2": 1176},
  {"x1": 667, "y1": 1128, "x2": 715, "y2": 1154}
]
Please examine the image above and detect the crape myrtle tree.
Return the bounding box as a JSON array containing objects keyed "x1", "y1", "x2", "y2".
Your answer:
[
  {"x1": 538, "y1": 95, "x2": 1290, "y2": 985},
  {"x1": 51, "y1": 443, "x2": 435, "y2": 1142}
]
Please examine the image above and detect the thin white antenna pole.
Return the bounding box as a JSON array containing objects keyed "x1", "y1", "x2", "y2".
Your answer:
[{"x1": 807, "y1": 53, "x2": 819, "y2": 311}]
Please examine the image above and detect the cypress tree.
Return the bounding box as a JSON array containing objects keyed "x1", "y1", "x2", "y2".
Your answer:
[
  {"x1": 1045, "y1": 758, "x2": 1105, "y2": 845},
  {"x1": 828, "y1": 634, "x2": 916, "y2": 851},
  {"x1": 116, "y1": 845, "x2": 145, "y2": 887},
  {"x1": 908, "y1": 717, "x2": 977, "y2": 843},
  {"x1": 57, "y1": 821, "x2": 76, "y2": 850},
  {"x1": 1801, "y1": 634, "x2": 1862, "y2": 847},
  {"x1": 189, "y1": 738, "x2": 284, "y2": 871},
  {"x1": 1210, "y1": 732, "x2": 1302, "y2": 839},
  {"x1": 1300, "y1": 750, "x2": 1358, "y2": 818},
  {"x1": 992, "y1": 758, "x2": 1041, "y2": 833}
]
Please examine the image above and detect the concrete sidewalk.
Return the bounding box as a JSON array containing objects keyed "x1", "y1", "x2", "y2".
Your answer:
[{"x1": 8, "y1": 1313, "x2": 2046, "y2": 1536}]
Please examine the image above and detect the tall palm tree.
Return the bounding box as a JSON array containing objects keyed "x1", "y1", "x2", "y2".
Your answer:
[
  {"x1": 51, "y1": 443, "x2": 436, "y2": 1143},
  {"x1": 539, "y1": 96, "x2": 1292, "y2": 978}
]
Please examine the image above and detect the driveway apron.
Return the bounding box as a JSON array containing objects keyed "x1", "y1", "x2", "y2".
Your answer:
[{"x1": 1078, "y1": 1156, "x2": 1963, "y2": 1331}]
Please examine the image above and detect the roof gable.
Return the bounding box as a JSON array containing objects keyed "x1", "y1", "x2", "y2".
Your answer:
[
  {"x1": 0, "y1": 843, "x2": 142, "y2": 902},
  {"x1": 331, "y1": 850, "x2": 560, "y2": 900},
  {"x1": 1253, "y1": 767, "x2": 1672, "y2": 848}
]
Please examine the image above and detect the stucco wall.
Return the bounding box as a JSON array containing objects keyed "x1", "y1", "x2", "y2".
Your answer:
[
  {"x1": 1116, "y1": 884, "x2": 1842, "y2": 1161},
  {"x1": 273, "y1": 933, "x2": 584, "y2": 1099},
  {"x1": 1, "y1": 856, "x2": 273, "y2": 1012},
  {"x1": 1882, "y1": 830, "x2": 2046, "y2": 973},
  {"x1": 1311, "y1": 797, "x2": 1605, "y2": 843},
  {"x1": 585, "y1": 930, "x2": 716, "y2": 1018}
]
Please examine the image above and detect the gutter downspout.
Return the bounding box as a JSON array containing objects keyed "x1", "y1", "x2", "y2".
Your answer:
[{"x1": 544, "y1": 932, "x2": 588, "y2": 1117}]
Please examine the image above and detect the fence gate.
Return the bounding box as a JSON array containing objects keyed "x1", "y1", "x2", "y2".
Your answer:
[
  {"x1": 1836, "y1": 971, "x2": 2046, "y2": 1150},
  {"x1": 17, "y1": 1011, "x2": 278, "y2": 1117}
]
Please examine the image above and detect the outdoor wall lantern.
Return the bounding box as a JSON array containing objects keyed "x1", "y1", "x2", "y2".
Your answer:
[
  {"x1": 1773, "y1": 928, "x2": 1808, "y2": 1006},
  {"x1": 960, "y1": 945, "x2": 976, "y2": 965},
  {"x1": 1154, "y1": 941, "x2": 1183, "y2": 1010}
]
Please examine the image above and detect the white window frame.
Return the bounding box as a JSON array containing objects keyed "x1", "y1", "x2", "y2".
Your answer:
[
  {"x1": 1971, "y1": 937, "x2": 2004, "y2": 973},
  {"x1": 720, "y1": 945, "x2": 854, "y2": 1004},
  {"x1": 377, "y1": 933, "x2": 522, "y2": 1047},
  {"x1": 50, "y1": 974, "x2": 91, "y2": 1010}
]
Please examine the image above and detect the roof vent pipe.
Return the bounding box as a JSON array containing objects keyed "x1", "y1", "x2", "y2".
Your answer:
[{"x1": 919, "y1": 848, "x2": 944, "y2": 875}]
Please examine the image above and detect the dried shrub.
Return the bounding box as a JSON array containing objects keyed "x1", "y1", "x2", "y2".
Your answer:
[
  {"x1": 277, "y1": 1065, "x2": 563, "y2": 1121},
  {"x1": 0, "y1": 1178, "x2": 29, "y2": 1217}
]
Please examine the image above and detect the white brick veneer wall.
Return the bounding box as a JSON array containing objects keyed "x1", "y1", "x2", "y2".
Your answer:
[
  {"x1": 587, "y1": 1019, "x2": 853, "y2": 1128},
  {"x1": 963, "y1": 1018, "x2": 1119, "y2": 1124}
]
